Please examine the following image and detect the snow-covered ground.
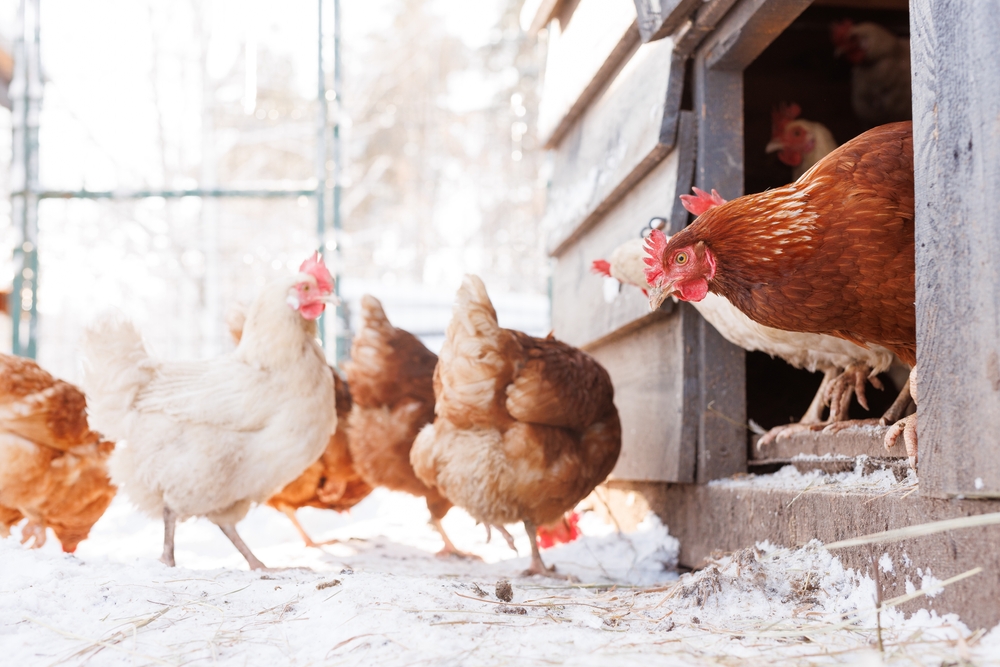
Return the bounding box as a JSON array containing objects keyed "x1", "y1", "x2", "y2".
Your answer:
[{"x1": 2, "y1": 478, "x2": 999, "y2": 666}]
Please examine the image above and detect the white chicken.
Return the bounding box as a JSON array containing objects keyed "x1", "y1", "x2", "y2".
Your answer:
[
  {"x1": 765, "y1": 103, "x2": 839, "y2": 181},
  {"x1": 594, "y1": 234, "x2": 894, "y2": 445},
  {"x1": 82, "y1": 253, "x2": 337, "y2": 569}
]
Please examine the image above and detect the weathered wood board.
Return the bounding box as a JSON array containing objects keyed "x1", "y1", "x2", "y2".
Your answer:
[
  {"x1": 590, "y1": 315, "x2": 697, "y2": 483},
  {"x1": 544, "y1": 37, "x2": 684, "y2": 256},
  {"x1": 753, "y1": 424, "x2": 906, "y2": 461},
  {"x1": 632, "y1": 0, "x2": 701, "y2": 43},
  {"x1": 551, "y1": 112, "x2": 694, "y2": 350},
  {"x1": 550, "y1": 113, "x2": 697, "y2": 484},
  {"x1": 537, "y1": 0, "x2": 639, "y2": 149},
  {"x1": 910, "y1": 0, "x2": 1000, "y2": 498},
  {"x1": 697, "y1": 0, "x2": 811, "y2": 72},
  {"x1": 605, "y1": 480, "x2": 1000, "y2": 630}
]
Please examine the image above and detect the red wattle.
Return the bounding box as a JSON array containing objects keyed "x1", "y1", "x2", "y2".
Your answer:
[
  {"x1": 300, "y1": 301, "x2": 326, "y2": 320},
  {"x1": 677, "y1": 279, "x2": 709, "y2": 302}
]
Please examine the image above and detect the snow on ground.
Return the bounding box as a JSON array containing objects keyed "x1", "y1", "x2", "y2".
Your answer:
[{"x1": 2, "y1": 476, "x2": 998, "y2": 666}]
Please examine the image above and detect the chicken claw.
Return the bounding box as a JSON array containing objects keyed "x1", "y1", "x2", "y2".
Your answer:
[
  {"x1": 825, "y1": 363, "x2": 882, "y2": 421},
  {"x1": 521, "y1": 519, "x2": 578, "y2": 581},
  {"x1": 432, "y1": 517, "x2": 482, "y2": 560},
  {"x1": 20, "y1": 520, "x2": 47, "y2": 548},
  {"x1": 484, "y1": 523, "x2": 518, "y2": 554},
  {"x1": 883, "y1": 365, "x2": 918, "y2": 469},
  {"x1": 884, "y1": 413, "x2": 917, "y2": 469}
]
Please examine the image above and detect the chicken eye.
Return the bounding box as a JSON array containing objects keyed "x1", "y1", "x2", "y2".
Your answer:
[
  {"x1": 675, "y1": 252, "x2": 688, "y2": 265},
  {"x1": 303, "y1": 285, "x2": 310, "y2": 291}
]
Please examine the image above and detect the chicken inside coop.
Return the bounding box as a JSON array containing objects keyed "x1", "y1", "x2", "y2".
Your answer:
[{"x1": 740, "y1": 1, "x2": 913, "y2": 455}]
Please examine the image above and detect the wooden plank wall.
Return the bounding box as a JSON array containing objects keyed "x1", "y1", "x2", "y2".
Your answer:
[
  {"x1": 910, "y1": 0, "x2": 1000, "y2": 498},
  {"x1": 544, "y1": 38, "x2": 685, "y2": 255},
  {"x1": 633, "y1": 0, "x2": 702, "y2": 42},
  {"x1": 553, "y1": 113, "x2": 698, "y2": 482},
  {"x1": 537, "y1": 0, "x2": 639, "y2": 148}
]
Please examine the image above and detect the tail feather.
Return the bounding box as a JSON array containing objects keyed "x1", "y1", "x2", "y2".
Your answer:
[
  {"x1": 359, "y1": 294, "x2": 392, "y2": 333},
  {"x1": 436, "y1": 275, "x2": 508, "y2": 425},
  {"x1": 80, "y1": 313, "x2": 155, "y2": 441}
]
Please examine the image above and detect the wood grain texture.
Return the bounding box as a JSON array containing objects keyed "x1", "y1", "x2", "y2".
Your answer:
[
  {"x1": 551, "y1": 112, "x2": 695, "y2": 350},
  {"x1": 910, "y1": 0, "x2": 1000, "y2": 498},
  {"x1": 692, "y1": 44, "x2": 746, "y2": 482},
  {"x1": 588, "y1": 316, "x2": 696, "y2": 483},
  {"x1": 674, "y1": 0, "x2": 741, "y2": 58},
  {"x1": 698, "y1": 0, "x2": 812, "y2": 72},
  {"x1": 633, "y1": 0, "x2": 702, "y2": 43},
  {"x1": 607, "y1": 480, "x2": 1000, "y2": 630},
  {"x1": 545, "y1": 38, "x2": 685, "y2": 256},
  {"x1": 752, "y1": 424, "x2": 906, "y2": 461},
  {"x1": 537, "y1": 0, "x2": 639, "y2": 149},
  {"x1": 520, "y1": 0, "x2": 564, "y2": 35}
]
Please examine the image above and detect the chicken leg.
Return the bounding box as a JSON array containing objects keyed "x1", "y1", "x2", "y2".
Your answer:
[
  {"x1": 884, "y1": 365, "x2": 918, "y2": 468},
  {"x1": 485, "y1": 524, "x2": 518, "y2": 553},
  {"x1": 161, "y1": 505, "x2": 177, "y2": 567},
  {"x1": 277, "y1": 504, "x2": 339, "y2": 549},
  {"x1": 218, "y1": 523, "x2": 267, "y2": 570},
  {"x1": 758, "y1": 368, "x2": 848, "y2": 447},
  {"x1": 521, "y1": 519, "x2": 577, "y2": 580},
  {"x1": 431, "y1": 516, "x2": 482, "y2": 560}
]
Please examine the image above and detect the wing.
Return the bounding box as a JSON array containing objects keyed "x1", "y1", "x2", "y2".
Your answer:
[
  {"x1": 504, "y1": 332, "x2": 615, "y2": 430},
  {"x1": 133, "y1": 358, "x2": 273, "y2": 432}
]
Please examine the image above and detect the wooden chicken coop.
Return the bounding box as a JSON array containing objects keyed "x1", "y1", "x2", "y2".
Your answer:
[{"x1": 526, "y1": 0, "x2": 1000, "y2": 628}]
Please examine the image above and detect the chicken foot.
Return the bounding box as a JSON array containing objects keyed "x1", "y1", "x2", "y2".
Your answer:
[
  {"x1": 431, "y1": 516, "x2": 482, "y2": 560},
  {"x1": 825, "y1": 363, "x2": 882, "y2": 422},
  {"x1": 521, "y1": 519, "x2": 577, "y2": 581},
  {"x1": 161, "y1": 505, "x2": 177, "y2": 567},
  {"x1": 757, "y1": 369, "x2": 837, "y2": 448},
  {"x1": 884, "y1": 365, "x2": 918, "y2": 469},
  {"x1": 278, "y1": 505, "x2": 339, "y2": 549},
  {"x1": 823, "y1": 367, "x2": 913, "y2": 435},
  {"x1": 485, "y1": 524, "x2": 518, "y2": 554},
  {"x1": 218, "y1": 523, "x2": 267, "y2": 570}
]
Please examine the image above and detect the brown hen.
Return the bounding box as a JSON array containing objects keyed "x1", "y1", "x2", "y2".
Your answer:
[
  {"x1": 0, "y1": 353, "x2": 116, "y2": 552},
  {"x1": 645, "y1": 122, "x2": 916, "y2": 461},
  {"x1": 410, "y1": 275, "x2": 621, "y2": 576},
  {"x1": 344, "y1": 295, "x2": 468, "y2": 557}
]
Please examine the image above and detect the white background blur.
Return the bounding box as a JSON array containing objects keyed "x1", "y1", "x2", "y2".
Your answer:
[{"x1": 0, "y1": 0, "x2": 551, "y2": 378}]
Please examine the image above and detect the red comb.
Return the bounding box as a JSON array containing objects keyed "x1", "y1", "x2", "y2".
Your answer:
[
  {"x1": 679, "y1": 187, "x2": 727, "y2": 217},
  {"x1": 771, "y1": 102, "x2": 802, "y2": 138},
  {"x1": 643, "y1": 228, "x2": 668, "y2": 286},
  {"x1": 299, "y1": 252, "x2": 334, "y2": 293},
  {"x1": 831, "y1": 19, "x2": 853, "y2": 47},
  {"x1": 591, "y1": 259, "x2": 612, "y2": 278}
]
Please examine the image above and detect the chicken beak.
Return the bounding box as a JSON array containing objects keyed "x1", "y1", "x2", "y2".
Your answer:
[
  {"x1": 647, "y1": 282, "x2": 673, "y2": 311},
  {"x1": 320, "y1": 293, "x2": 341, "y2": 306},
  {"x1": 764, "y1": 139, "x2": 784, "y2": 154}
]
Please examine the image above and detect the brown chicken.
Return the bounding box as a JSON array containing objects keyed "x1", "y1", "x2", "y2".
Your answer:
[
  {"x1": 345, "y1": 295, "x2": 470, "y2": 556},
  {"x1": 645, "y1": 122, "x2": 916, "y2": 462},
  {"x1": 0, "y1": 354, "x2": 116, "y2": 552},
  {"x1": 410, "y1": 275, "x2": 621, "y2": 576},
  {"x1": 228, "y1": 306, "x2": 372, "y2": 548}
]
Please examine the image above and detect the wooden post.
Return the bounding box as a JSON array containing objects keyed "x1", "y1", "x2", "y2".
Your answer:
[
  {"x1": 686, "y1": 0, "x2": 811, "y2": 480},
  {"x1": 910, "y1": 0, "x2": 1000, "y2": 498}
]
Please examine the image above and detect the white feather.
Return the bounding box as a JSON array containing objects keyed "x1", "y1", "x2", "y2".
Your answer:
[{"x1": 81, "y1": 274, "x2": 336, "y2": 525}]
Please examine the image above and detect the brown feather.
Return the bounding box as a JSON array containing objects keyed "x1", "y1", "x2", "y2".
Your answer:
[{"x1": 661, "y1": 122, "x2": 915, "y2": 365}]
